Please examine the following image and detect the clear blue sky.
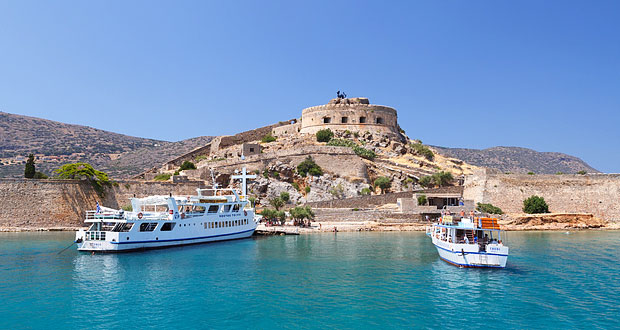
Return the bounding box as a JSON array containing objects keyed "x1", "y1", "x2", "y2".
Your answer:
[{"x1": 1, "y1": 1, "x2": 619, "y2": 172}]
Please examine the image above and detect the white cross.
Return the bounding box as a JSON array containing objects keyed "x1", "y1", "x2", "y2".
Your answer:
[{"x1": 231, "y1": 166, "x2": 256, "y2": 200}]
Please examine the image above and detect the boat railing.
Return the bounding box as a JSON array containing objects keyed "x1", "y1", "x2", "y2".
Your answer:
[{"x1": 85, "y1": 211, "x2": 124, "y2": 220}]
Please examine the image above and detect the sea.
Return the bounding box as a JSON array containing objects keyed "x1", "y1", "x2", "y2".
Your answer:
[{"x1": 1, "y1": 231, "x2": 619, "y2": 329}]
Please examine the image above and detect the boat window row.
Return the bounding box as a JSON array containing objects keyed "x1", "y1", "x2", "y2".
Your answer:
[
  {"x1": 205, "y1": 204, "x2": 243, "y2": 214},
  {"x1": 204, "y1": 219, "x2": 249, "y2": 229},
  {"x1": 85, "y1": 231, "x2": 106, "y2": 241}
]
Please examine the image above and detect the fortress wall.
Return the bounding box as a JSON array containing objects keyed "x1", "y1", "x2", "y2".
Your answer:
[
  {"x1": 0, "y1": 179, "x2": 206, "y2": 228},
  {"x1": 300, "y1": 104, "x2": 399, "y2": 136},
  {"x1": 303, "y1": 191, "x2": 413, "y2": 209},
  {"x1": 272, "y1": 122, "x2": 300, "y2": 137},
  {"x1": 463, "y1": 170, "x2": 620, "y2": 221},
  {"x1": 190, "y1": 146, "x2": 369, "y2": 182}
]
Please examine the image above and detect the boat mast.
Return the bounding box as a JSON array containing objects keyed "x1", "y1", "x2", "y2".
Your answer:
[{"x1": 231, "y1": 166, "x2": 256, "y2": 200}]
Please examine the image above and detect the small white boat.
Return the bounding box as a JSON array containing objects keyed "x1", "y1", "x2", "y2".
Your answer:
[
  {"x1": 76, "y1": 167, "x2": 258, "y2": 252},
  {"x1": 426, "y1": 215, "x2": 509, "y2": 268}
]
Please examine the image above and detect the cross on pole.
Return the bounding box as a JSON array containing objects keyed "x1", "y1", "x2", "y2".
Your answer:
[{"x1": 231, "y1": 166, "x2": 257, "y2": 200}]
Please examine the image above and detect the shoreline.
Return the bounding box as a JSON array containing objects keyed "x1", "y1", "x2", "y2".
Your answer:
[{"x1": 3, "y1": 222, "x2": 619, "y2": 233}]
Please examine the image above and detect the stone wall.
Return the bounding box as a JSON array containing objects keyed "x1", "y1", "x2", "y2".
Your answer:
[
  {"x1": 0, "y1": 179, "x2": 206, "y2": 228},
  {"x1": 304, "y1": 191, "x2": 413, "y2": 209},
  {"x1": 272, "y1": 122, "x2": 301, "y2": 137},
  {"x1": 191, "y1": 146, "x2": 369, "y2": 182},
  {"x1": 463, "y1": 169, "x2": 620, "y2": 221},
  {"x1": 300, "y1": 100, "x2": 400, "y2": 137}
]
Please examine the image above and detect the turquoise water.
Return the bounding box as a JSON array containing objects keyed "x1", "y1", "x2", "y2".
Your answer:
[{"x1": 1, "y1": 231, "x2": 619, "y2": 329}]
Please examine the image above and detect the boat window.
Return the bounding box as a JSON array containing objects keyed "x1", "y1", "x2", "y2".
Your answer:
[
  {"x1": 113, "y1": 223, "x2": 133, "y2": 232},
  {"x1": 193, "y1": 205, "x2": 206, "y2": 213},
  {"x1": 232, "y1": 204, "x2": 241, "y2": 212},
  {"x1": 140, "y1": 223, "x2": 158, "y2": 232},
  {"x1": 208, "y1": 205, "x2": 219, "y2": 213},
  {"x1": 223, "y1": 205, "x2": 232, "y2": 213},
  {"x1": 161, "y1": 222, "x2": 175, "y2": 231}
]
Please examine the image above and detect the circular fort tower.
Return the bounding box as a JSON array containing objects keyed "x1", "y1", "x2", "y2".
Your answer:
[{"x1": 300, "y1": 97, "x2": 401, "y2": 138}]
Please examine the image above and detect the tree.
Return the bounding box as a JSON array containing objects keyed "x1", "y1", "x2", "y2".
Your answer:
[
  {"x1": 290, "y1": 206, "x2": 315, "y2": 226},
  {"x1": 33, "y1": 172, "x2": 48, "y2": 179},
  {"x1": 261, "y1": 133, "x2": 276, "y2": 143},
  {"x1": 270, "y1": 197, "x2": 284, "y2": 211},
  {"x1": 417, "y1": 194, "x2": 427, "y2": 206},
  {"x1": 279, "y1": 192, "x2": 290, "y2": 203},
  {"x1": 360, "y1": 187, "x2": 372, "y2": 195},
  {"x1": 418, "y1": 176, "x2": 434, "y2": 188},
  {"x1": 179, "y1": 161, "x2": 197, "y2": 171},
  {"x1": 374, "y1": 176, "x2": 391, "y2": 194},
  {"x1": 54, "y1": 163, "x2": 111, "y2": 195},
  {"x1": 432, "y1": 171, "x2": 453, "y2": 187},
  {"x1": 24, "y1": 154, "x2": 35, "y2": 178},
  {"x1": 248, "y1": 196, "x2": 257, "y2": 208},
  {"x1": 523, "y1": 195, "x2": 549, "y2": 214},
  {"x1": 296, "y1": 156, "x2": 323, "y2": 177},
  {"x1": 316, "y1": 129, "x2": 334, "y2": 142}
]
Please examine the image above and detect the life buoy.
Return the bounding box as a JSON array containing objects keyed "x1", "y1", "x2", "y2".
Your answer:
[{"x1": 137, "y1": 212, "x2": 143, "y2": 219}]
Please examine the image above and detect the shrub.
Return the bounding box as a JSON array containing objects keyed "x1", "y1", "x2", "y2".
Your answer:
[
  {"x1": 329, "y1": 184, "x2": 345, "y2": 199},
  {"x1": 360, "y1": 187, "x2": 372, "y2": 195},
  {"x1": 577, "y1": 170, "x2": 587, "y2": 175},
  {"x1": 273, "y1": 171, "x2": 280, "y2": 179},
  {"x1": 269, "y1": 197, "x2": 284, "y2": 211},
  {"x1": 263, "y1": 169, "x2": 270, "y2": 178},
  {"x1": 194, "y1": 155, "x2": 207, "y2": 163},
  {"x1": 261, "y1": 208, "x2": 286, "y2": 225},
  {"x1": 54, "y1": 162, "x2": 111, "y2": 196},
  {"x1": 374, "y1": 176, "x2": 391, "y2": 194},
  {"x1": 174, "y1": 170, "x2": 180, "y2": 176},
  {"x1": 316, "y1": 129, "x2": 334, "y2": 142},
  {"x1": 261, "y1": 133, "x2": 276, "y2": 143},
  {"x1": 418, "y1": 176, "x2": 434, "y2": 188},
  {"x1": 291, "y1": 182, "x2": 300, "y2": 191},
  {"x1": 279, "y1": 192, "x2": 290, "y2": 203},
  {"x1": 432, "y1": 171, "x2": 453, "y2": 187},
  {"x1": 352, "y1": 208, "x2": 360, "y2": 211},
  {"x1": 523, "y1": 195, "x2": 549, "y2": 214},
  {"x1": 33, "y1": 171, "x2": 48, "y2": 179},
  {"x1": 297, "y1": 156, "x2": 323, "y2": 177},
  {"x1": 527, "y1": 172, "x2": 535, "y2": 175},
  {"x1": 305, "y1": 186, "x2": 311, "y2": 193},
  {"x1": 556, "y1": 172, "x2": 564, "y2": 175},
  {"x1": 179, "y1": 161, "x2": 196, "y2": 171},
  {"x1": 410, "y1": 142, "x2": 434, "y2": 161},
  {"x1": 154, "y1": 173, "x2": 171, "y2": 181},
  {"x1": 352, "y1": 146, "x2": 376, "y2": 160},
  {"x1": 290, "y1": 206, "x2": 315, "y2": 222},
  {"x1": 248, "y1": 196, "x2": 257, "y2": 208},
  {"x1": 24, "y1": 154, "x2": 35, "y2": 178},
  {"x1": 417, "y1": 194, "x2": 427, "y2": 206},
  {"x1": 121, "y1": 204, "x2": 133, "y2": 211},
  {"x1": 327, "y1": 139, "x2": 357, "y2": 148},
  {"x1": 476, "y1": 202, "x2": 504, "y2": 215}
]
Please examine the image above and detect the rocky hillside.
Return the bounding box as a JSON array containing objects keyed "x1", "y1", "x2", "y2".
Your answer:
[
  {"x1": 433, "y1": 146, "x2": 599, "y2": 174},
  {"x1": 0, "y1": 111, "x2": 212, "y2": 178}
]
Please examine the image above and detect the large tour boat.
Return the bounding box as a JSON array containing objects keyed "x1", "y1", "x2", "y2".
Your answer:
[
  {"x1": 76, "y1": 168, "x2": 258, "y2": 252},
  {"x1": 426, "y1": 214, "x2": 509, "y2": 268}
]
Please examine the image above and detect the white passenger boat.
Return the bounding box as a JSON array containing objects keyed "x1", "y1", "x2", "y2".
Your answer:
[
  {"x1": 76, "y1": 168, "x2": 258, "y2": 252},
  {"x1": 426, "y1": 215, "x2": 509, "y2": 268}
]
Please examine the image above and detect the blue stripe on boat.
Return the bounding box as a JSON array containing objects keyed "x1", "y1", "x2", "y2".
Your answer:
[
  {"x1": 111, "y1": 228, "x2": 255, "y2": 245},
  {"x1": 439, "y1": 256, "x2": 505, "y2": 268},
  {"x1": 434, "y1": 244, "x2": 508, "y2": 257}
]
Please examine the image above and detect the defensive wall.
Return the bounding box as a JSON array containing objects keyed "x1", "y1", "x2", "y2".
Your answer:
[
  {"x1": 463, "y1": 169, "x2": 620, "y2": 221},
  {"x1": 300, "y1": 98, "x2": 400, "y2": 138},
  {"x1": 0, "y1": 179, "x2": 206, "y2": 228},
  {"x1": 186, "y1": 145, "x2": 369, "y2": 182},
  {"x1": 303, "y1": 191, "x2": 413, "y2": 209}
]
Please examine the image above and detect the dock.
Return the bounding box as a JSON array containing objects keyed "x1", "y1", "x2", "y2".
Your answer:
[{"x1": 254, "y1": 225, "x2": 300, "y2": 236}]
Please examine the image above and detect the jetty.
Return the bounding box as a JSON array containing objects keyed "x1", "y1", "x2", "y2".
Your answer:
[{"x1": 254, "y1": 225, "x2": 300, "y2": 236}]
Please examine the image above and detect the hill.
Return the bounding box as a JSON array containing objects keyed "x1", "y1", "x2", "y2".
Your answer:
[
  {"x1": 0, "y1": 111, "x2": 212, "y2": 178},
  {"x1": 432, "y1": 146, "x2": 599, "y2": 174}
]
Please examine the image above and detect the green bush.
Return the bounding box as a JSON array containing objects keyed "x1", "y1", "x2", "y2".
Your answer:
[
  {"x1": 527, "y1": 172, "x2": 535, "y2": 175},
  {"x1": 33, "y1": 171, "x2": 48, "y2": 179},
  {"x1": 248, "y1": 196, "x2": 257, "y2": 208},
  {"x1": 523, "y1": 195, "x2": 549, "y2": 214},
  {"x1": 121, "y1": 204, "x2": 133, "y2": 211},
  {"x1": 305, "y1": 186, "x2": 311, "y2": 193},
  {"x1": 269, "y1": 197, "x2": 284, "y2": 210},
  {"x1": 327, "y1": 139, "x2": 376, "y2": 160},
  {"x1": 352, "y1": 146, "x2": 376, "y2": 160},
  {"x1": 154, "y1": 173, "x2": 171, "y2": 181},
  {"x1": 432, "y1": 171, "x2": 453, "y2": 187},
  {"x1": 316, "y1": 129, "x2": 334, "y2": 142},
  {"x1": 417, "y1": 194, "x2": 427, "y2": 206},
  {"x1": 476, "y1": 202, "x2": 504, "y2": 215},
  {"x1": 279, "y1": 192, "x2": 290, "y2": 203},
  {"x1": 261, "y1": 133, "x2": 277, "y2": 143},
  {"x1": 577, "y1": 170, "x2": 587, "y2": 175},
  {"x1": 297, "y1": 156, "x2": 323, "y2": 177},
  {"x1": 263, "y1": 169, "x2": 270, "y2": 178},
  {"x1": 54, "y1": 162, "x2": 111, "y2": 196},
  {"x1": 290, "y1": 206, "x2": 315, "y2": 222},
  {"x1": 291, "y1": 182, "x2": 300, "y2": 191},
  {"x1": 410, "y1": 142, "x2": 434, "y2": 161},
  {"x1": 329, "y1": 184, "x2": 345, "y2": 199},
  {"x1": 360, "y1": 187, "x2": 372, "y2": 195},
  {"x1": 418, "y1": 176, "x2": 434, "y2": 188},
  {"x1": 327, "y1": 139, "x2": 357, "y2": 148},
  {"x1": 174, "y1": 170, "x2": 180, "y2": 176},
  {"x1": 194, "y1": 155, "x2": 207, "y2": 163},
  {"x1": 374, "y1": 176, "x2": 391, "y2": 194},
  {"x1": 179, "y1": 161, "x2": 196, "y2": 171}
]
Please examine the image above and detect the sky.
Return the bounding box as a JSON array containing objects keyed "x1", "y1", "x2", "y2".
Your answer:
[{"x1": 0, "y1": 1, "x2": 619, "y2": 172}]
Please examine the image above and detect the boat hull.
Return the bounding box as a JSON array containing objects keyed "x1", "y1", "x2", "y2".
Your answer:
[
  {"x1": 77, "y1": 228, "x2": 256, "y2": 252},
  {"x1": 431, "y1": 236, "x2": 508, "y2": 268}
]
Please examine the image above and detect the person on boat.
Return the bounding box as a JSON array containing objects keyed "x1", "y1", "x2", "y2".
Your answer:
[
  {"x1": 473, "y1": 236, "x2": 478, "y2": 243},
  {"x1": 464, "y1": 235, "x2": 469, "y2": 244},
  {"x1": 470, "y1": 211, "x2": 475, "y2": 221},
  {"x1": 460, "y1": 210, "x2": 465, "y2": 218},
  {"x1": 484, "y1": 234, "x2": 489, "y2": 243}
]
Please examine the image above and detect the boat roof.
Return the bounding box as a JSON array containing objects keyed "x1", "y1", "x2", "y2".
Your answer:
[{"x1": 434, "y1": 223, "x2": 503, "y2": 231}]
